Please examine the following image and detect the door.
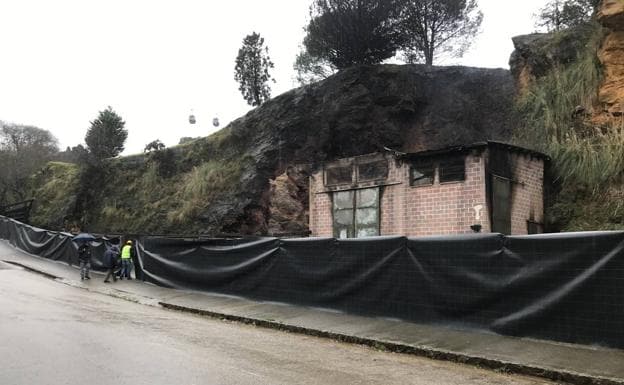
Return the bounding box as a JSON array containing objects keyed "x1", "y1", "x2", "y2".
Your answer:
[{"x1": 491, "y1": 175, "x2": 511, "y2": 234}]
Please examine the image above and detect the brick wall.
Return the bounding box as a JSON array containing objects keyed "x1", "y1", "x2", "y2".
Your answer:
[
  {"x1": 309, "y1": 148, "x2": 544, "y2": 237},
  {"x1": 509, "y1": 153, "x2": 544, "y2": 234},
  {"x1": 309, "y1": 174, "x2": 334, "y2": 237},
  {"x1": 381, "y1": 153, "x2": 490, "y2": 236}
]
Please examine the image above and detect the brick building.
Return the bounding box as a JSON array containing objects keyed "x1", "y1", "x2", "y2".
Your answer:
[{"x1": 309, "y1": 141, "x2": 548, "y2": 238}]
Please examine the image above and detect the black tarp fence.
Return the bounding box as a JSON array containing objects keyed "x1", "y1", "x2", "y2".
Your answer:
[
  {"x1": 2, "y1": 215, "x2": 623, "y2": 349},
  {"x1": 0, "y1": 216, "x2": 112, "y2": 270}
]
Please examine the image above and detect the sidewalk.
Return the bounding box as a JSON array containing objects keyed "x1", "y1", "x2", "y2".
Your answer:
[{"x1": 1, "y1": 240, "x2": 623, "y2": 385}]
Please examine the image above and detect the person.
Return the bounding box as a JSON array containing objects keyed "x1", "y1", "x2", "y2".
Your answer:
[
  {"x1": 77, "y1": 242, "x2": 91, "y2": 281},
  {"x1": 120, "y1": 240, "x2": 133, "y2": 280},
  {"x1": 103, "y1": 244, "x2": 119, "y2": 283}
]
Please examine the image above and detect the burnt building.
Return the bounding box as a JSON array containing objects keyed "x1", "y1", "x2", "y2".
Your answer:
[{"x1": 309, "y1": 141, "x2": 548, "y2": 238}]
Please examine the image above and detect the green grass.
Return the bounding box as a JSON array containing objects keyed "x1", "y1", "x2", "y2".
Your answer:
[
  {"x1": 29, "y1": 162, "x2": 80, "y2": 229},
  {"x1": 514, "y1": 22, "x2": 624, "y2": 186},
  {"x1": 168, "y1": 159, "x2": 247, "y2": 225},
  {"x1": 515, "y1": 22, "x2": 624, "y2": 230}
]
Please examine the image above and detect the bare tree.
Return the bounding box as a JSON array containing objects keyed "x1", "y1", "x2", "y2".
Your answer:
[
  {"x1": 400, "y1": 0, "x2": 483, "y2": 65},
  {"x1": 293, "y1": 48, "x2": 337, "y2": 85},
  {"x1": 0, "y1": 121, "x2": 58, "y2": 204},
  {"x1": 536, "y1": 0, "x2": 598, "y2": 32}
]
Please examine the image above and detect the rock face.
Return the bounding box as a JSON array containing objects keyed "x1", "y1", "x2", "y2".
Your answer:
[
  {"x1": 510, "y1": 1, "x2": 624, "y2": 119},
  {"x1": 509, "y1": 28, "x2": 593, "y2": 95},
  {"x1": 598, "y1": 0, "x2": 624, "y2": 115},
  {"x1": 218, "y1": 64, "x2": 516, "y2": 235},
  {"x1": 267, "y1": 167, "x2": 310, "y2": 236}
]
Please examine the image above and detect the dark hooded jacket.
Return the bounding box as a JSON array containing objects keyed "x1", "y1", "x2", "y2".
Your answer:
[{"x1": 103, "y1": 246, "x2": 119, "y2": 268}]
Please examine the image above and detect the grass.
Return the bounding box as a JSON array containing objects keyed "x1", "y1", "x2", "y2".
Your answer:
[
  {"x1": 168, "y1": 159, "x2": 247, "y2": 225},
  {"x1": 514, "y1": 22, "x2": 624, "y2": 186},
  {"x1": 514, "y1": 22, "x2": 624, "y2": 230},
  {"x1": 29, "y1": 162, "x2": 80, "y2": 229}
]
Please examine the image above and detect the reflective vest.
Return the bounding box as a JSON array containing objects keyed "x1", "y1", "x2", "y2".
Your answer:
[{"x1": 121, "y1": 244, "x2": 132, "y2": 259}]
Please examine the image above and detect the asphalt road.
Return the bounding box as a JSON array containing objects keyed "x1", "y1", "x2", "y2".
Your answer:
[{"x1": 0, "y1": 264, "x2": 554, "y2": 385}]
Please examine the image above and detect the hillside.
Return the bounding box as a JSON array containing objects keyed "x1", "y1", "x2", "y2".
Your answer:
[
  {"x1": 30, "y1": 64, "x2": 516, "y2": 235},
  {"x1": 509, "y1": 0, "x2": 624, "y2": 231},
  {"x1": 31, "y1": 0, "x2": 624, "y2": 236}
]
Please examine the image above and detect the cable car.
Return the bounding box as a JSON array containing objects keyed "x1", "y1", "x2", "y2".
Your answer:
[
  {"x1": 189, "y1": 109, "x2": 196, "y2": 124},
  {"x1": 212, "y1": 117, "x2": 219, "y2": 127}
]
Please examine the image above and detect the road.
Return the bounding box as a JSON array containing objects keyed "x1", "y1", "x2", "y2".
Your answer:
[{"x1": 0, "y1": 263, "x2": 554, "y2": 385}]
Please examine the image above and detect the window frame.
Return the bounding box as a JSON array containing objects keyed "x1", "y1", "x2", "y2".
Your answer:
[
  {"x1": 356, "y1": 159, "x2": 388, "y2": 183},
  {"x1": 409, "y1": 161, "x2": 435, "y2": 187},
  {"x1": 438, "y1": 156, "x2": 466, "y2": 183},
  {"x1": 324, "y1": 164, "x2": 354, "y2": 186},
  {"x1": 332, "y1": 187, "x2": 380, "y2": 239}
]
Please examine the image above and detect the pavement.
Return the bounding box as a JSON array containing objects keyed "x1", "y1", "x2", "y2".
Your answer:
[{"x1": 1, "y1": 240, "x2": 623, "y2": 385}]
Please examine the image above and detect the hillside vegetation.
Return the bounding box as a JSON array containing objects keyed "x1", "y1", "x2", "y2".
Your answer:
[{"x1": 512, "y1": 21, "x2": 624, "y2": 231}]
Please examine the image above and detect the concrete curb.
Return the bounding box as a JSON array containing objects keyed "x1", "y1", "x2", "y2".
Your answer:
[
  {"x1": 158, "y1": 302, "x2": 623, "y2": 385},
  {"x1": 3, "y1": 260, "x2": 60, "y2": 280},
  {"x1": 6, "y1": 258, "x2": 623, "y2": 385},
  {"x1": 3, "y1": 260, "x2": 160, "y2": 306}
]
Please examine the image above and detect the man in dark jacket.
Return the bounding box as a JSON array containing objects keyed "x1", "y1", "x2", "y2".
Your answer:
[
  {"x1": 103, "y1": 245, "x2": 119, "y2": 283},
  {"x1": 77, "y1": 243, "x2": 91, "y2": 281}
]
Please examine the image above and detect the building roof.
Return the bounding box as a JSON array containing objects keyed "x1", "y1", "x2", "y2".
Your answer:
[{"x1": 397, "y1": 141, "x2": 550, "y2": 161}]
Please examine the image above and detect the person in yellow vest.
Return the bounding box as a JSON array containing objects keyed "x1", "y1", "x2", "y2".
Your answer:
[{"x1": 120, "y1": 240, "x2": 133, "y2": 280}]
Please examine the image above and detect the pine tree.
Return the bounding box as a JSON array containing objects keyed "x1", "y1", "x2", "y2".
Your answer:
[
  {"x1": 399, "y1": 0, "x2": 483, "y2": 65},
  {"x1": 85, "y1": 106, "x2": 127, "y2": 160},
  {"x1": 303, "y1": 0, "x2": 404, "y2": 70},
  {"x1": 234, "y1": 32, "x2": 275, "y2": 107}
]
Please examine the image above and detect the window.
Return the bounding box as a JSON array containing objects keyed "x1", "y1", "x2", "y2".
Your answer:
[
  {"x1": 325, "y1": 165, "x2": 353, "y2": 186},
  {"x1": 357, "y1": 160, "x2": 388, "y2": 182},
  {"x1": 439, "y1": 156, "x2": 465, "y2": 183},
  {"x1": 410, "y1": 162, "x2": 434, "y2": 186},
  {"x1": 333, "y1": 190, "x2": 355, "y2": 238},
  {"x1": 333, "y1": 188, "x2": 379, "y2": 239}
]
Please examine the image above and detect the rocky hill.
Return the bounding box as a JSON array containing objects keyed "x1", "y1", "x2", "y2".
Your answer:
[
  {"x1": 32, "y1": 0, "x2": 624, "y2": 236},
  {"x1": 30, "y1": 64, "x2": 516, "y2": 235},
  {"x1": 30, "y1": 0, "x2": 624, "y2": 236},
  {"x1": 508, "y1": 0, "x2": 624, "y2": 231}
]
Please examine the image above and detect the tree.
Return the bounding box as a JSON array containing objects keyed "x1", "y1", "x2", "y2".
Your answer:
[
  {"x1": 144, "y1": 139, "x2": 165, "y2": 153},
  {"x1": 399, "y1": 0, "x2": 483, "y2": 65},
  {"x1": 178, "y1": 137, "x2": 199, "y2": 145},
  {"x1": 84, "y1": 106, "x2": 127, "y2": 160},
  {"x1": 293, "y1": 48, "x2": 337, "y2": 86},
  {"x1": 303, "y1": 0, "x2": 405, "y2": 70},
  {"x1": 234, "y1": 32, "x2": 275, "y2": 107},
  {"x1": 536, "y1": 0, "x2": 599, "y2": 32},
  {"x1": 0, "y1": 121, "x2": 59, "y2": 204},
  {"x1": 53, "y1": 144, "x2": 88, "y2": 164}
]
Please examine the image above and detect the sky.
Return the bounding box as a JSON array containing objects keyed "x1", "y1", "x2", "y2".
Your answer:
[{"x1": 0, "y1": 0, "x2": 547, "y2": 155}]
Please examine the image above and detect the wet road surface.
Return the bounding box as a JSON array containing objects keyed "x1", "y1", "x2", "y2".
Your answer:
[{"x1": 0, "y1": 264, "x2": 555, "y2": 385}]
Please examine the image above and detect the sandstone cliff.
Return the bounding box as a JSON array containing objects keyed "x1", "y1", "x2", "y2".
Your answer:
[
  {"x1": 508, "y1": 0, "x2": 624, "y2": 232},
  {"x1": 510, "y1": 0, "x2": 624, "y2": 124},
  {"x1": 597, "y1": 0, "x2": 624, "y2": 116}
]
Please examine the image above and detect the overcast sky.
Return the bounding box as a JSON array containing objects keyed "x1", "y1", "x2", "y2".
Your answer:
[{"x1": 0, "y1": 0, "x2": 546, "y2": 154}]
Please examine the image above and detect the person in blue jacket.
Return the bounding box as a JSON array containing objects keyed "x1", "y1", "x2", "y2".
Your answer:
[{"x1": 103, "y1": 245, "x2": 119, "y2": 283}]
